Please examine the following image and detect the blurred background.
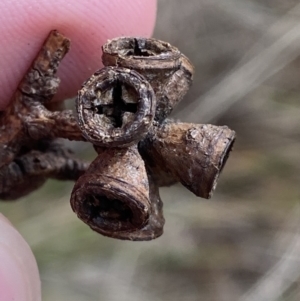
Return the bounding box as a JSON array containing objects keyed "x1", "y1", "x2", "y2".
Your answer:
[{"x1": 2, "y1": 0, "x2": 300, "y2": 300}]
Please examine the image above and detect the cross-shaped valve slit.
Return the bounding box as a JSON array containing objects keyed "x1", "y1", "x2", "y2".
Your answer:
[
  {"x1": 94, "y1": 81, "x2": 138, "y2": 128},
  {"x1": 126, "y1": 38, "x2": 152, "y2": 57}
]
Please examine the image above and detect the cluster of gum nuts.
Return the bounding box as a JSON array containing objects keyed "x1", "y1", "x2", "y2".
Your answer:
[{"x1": 71, "y1": 37, "x2": 236, "y2": 241}]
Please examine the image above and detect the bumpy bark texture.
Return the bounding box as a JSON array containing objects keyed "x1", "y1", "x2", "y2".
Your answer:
[{"x1": 0, "y1": 31, "x2": 87, "y2": 200}]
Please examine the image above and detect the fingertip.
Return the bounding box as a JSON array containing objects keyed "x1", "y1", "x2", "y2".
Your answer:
[
  {"x1": 55, "y1": 0, "x2": 157, "y2": 102},
  {"x1": 0, "y1": 214, "x2": 41, "y2": 301},
  {"x1": 0, "y1": 0, "x2": 157, "y2": 109}
]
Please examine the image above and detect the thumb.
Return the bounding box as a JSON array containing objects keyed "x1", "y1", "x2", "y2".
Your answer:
[
  {"x1": 0, "y1": 1, "x2": 156, "y2": 300},
  {"x1": 0, "y1": 0, "x2": 157, "y2": 109},
  {"x1": 0, "y1": 214, "x2": 41, "y2": 301}
]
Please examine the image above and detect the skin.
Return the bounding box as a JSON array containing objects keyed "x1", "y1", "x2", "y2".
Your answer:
[{"x1": 0, "y1": 0, "x2": 157, "y2": 300}]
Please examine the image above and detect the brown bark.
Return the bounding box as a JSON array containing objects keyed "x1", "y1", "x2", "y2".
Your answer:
[{"x1": 0, "y1": 31, "x2": 88, "y2": 199}]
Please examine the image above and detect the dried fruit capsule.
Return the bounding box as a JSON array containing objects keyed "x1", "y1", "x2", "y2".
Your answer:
[
  {"x1": 102, "y1": 37, "x2": 194, "y2": 122},
  {"x1": 76, "y1": 67, "x2": 156, "y2": 147},
  {"x1": 70, "y1": 145, "x2": 152, "y2": 239},
  {"x1": 112, "y1": 173, "x2": 165, "y2": 241},
  {"x1": 139, "y1": 121, "x2": 236, "y2": 199}
]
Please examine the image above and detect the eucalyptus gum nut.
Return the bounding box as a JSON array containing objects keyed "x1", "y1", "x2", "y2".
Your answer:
[
  {"x1": 76, "y1": 67, "x2": 156, "y2": 147},
  {"x1": 102, "y1": 37, "x2": 194, "y2": 122},
  {"x1": 109, "y1": 173, "x2": 165, "y2": 241},
  {"x1": 139, "y1": 121, "x2": 236, "y2": 199},
  {"x1": 70, "y1": 145, "x2": 152, "y2": 239}
]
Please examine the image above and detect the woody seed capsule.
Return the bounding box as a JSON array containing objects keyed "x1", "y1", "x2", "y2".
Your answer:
[
  {"x1": 139, "y1": 121, "x2": 236, "y2": 199},
  {"x1": 76, "y1": 67, "x2": 156, "y2": 147},
  {"x1": 103, "y1": 172, "x2": 165, "y2": 241},
  {"x1": 102, "y1": 37, "x2": 194, "y2": 122},
  {"x1": 70, "y1": 145, "x2": 153, "y2": 239}
]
